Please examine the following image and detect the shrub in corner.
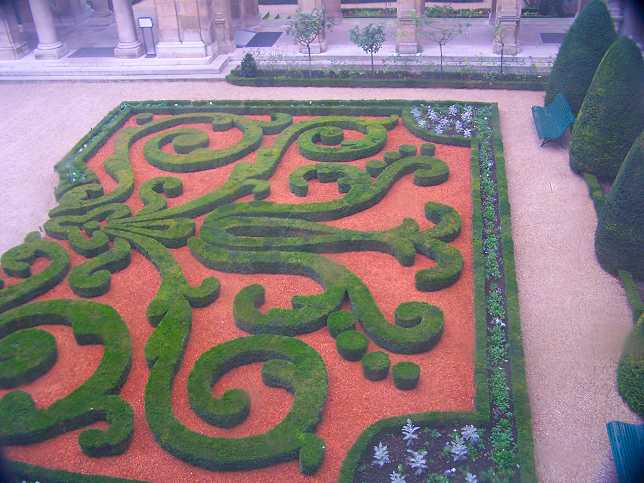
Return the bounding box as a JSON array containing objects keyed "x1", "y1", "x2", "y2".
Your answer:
[{"x1": 544, "y1": 0, "x2": 616, "y2": 113}]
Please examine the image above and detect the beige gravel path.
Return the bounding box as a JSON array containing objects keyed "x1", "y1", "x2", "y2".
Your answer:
[{"x1": 0, "y1": 81, "x2": 640, "y2": 481}]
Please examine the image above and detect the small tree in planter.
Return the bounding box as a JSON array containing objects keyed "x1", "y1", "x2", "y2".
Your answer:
[
  {"x1": 350, "y1": 24, "x2": 386, "y2": 75},
  {"x1": 286, "y1": 9, "x2": 334, "y2": 68},
  {"x1": 419, "y1": 19, "x2": 467, "y2": 74}
]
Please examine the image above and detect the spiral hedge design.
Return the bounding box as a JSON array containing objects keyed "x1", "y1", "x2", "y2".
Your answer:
[{"x1": 0, "y1": 100, "x2": 534, "y2": 482}]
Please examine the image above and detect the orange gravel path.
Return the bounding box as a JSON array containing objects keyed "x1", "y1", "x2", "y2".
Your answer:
[{"x1": 1, "y1": 115, "x2": 474, "y2": 482}]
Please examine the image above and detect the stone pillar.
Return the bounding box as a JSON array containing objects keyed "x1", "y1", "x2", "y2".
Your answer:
[
  {"x1": 0, "y1": 4, "x2": 29, "y2": 60},
  {"x1": 213, "y1": 0, "x2": 234, "y2": 54},
  {"x1": 241, "y1": 0, "x2": 260, "y2": 28},
  {"x1": 155, "y1": 0, "x2": 217, "y2": 58},
  {"x1": 112, "y1": 0, "x2": 144, "y2": 58},
  {"x1": 90, "y1": 0, "x2": 113, "y2": 26},
  {"x1": 493, "y1": 0, "x2": 520, "y2": 55},
  {"x1": 396, "y1": 0, "x2": 422, "y2": 54},
  {"x1": 28, "y1": 0, "x2": 68, "y2": 59}
]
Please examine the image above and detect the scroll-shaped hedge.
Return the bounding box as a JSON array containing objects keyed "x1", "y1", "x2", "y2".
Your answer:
[
  {"x1": 0, "y1": 300, "x2": 133, "y2": 457},
  {"x1": 144, "y1": 115, "x2": 263, "y2": 172},
  {"x1": 190, "y1": 239, "x2": 445, "y2": 354},
  {"x1": 159, "y1": 334, "x2": 328, "y2": 473},
  {"x1": 298, "y1": 120, "x2": 387, "y2": 162},
  {"x1": 0, "y1": 234, "x2": 70, "y2": 313},
  {"x1": 69, "y1": 238, "x2": 132, "y2": 297}
]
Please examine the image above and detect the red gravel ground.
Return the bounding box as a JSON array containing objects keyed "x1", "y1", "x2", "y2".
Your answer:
[{"x1": 1, "y1": 115, "x2": 474, "y2": 482}]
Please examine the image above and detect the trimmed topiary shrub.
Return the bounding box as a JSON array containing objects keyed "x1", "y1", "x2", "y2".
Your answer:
[
  {"x1": 617, "y1": 315, "x2": 644, "y2": 417},
  {"x1": 570, "y1": 37, "x2": 644, "y2": 180},
  {"x1": 327, "y1": 311, "x2": 356, "y2": 338},
  {"x1": 544, "y1": 0, "x2": 616, "y2": 114},
  {"x1": 336, "y1": 330, "x2": 369, "y2": 361},
  {"x1": 361, "y1": 351, "x2": 390, "y2": 381},
  {"x1": 392, "y1": 361, "x2": 420, "y2": 390},
  {"x1": 240, "y1": 53, "x2": 258, "y2": 78},
  {"x1": 420, "y1": 143, "x2": 436, "y2": 156},
  {"x1": 595, "y1": 131, "x2": 644, "y2": 278}
]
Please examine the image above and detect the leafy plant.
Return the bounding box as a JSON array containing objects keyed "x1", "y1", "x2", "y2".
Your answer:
[
  {"x1": 239, "y1": 53, "x2": 257, "y2": 78},
  {"x1": 419, "y1": 18, "x2": 468, "y2": 73},
  {"x1": 406, "y1": 448, "x2": 428, "y2": 475},
  {"x1": 461, "y1": 425, "x2": 480, "y2": 444},
  {"x1": 350, "y1": 24, "x2": 386, "y2": 74},
  {"x1": 401, "y1": 419, "x2": 421, "y2": 446},
  {"x1": 286, "y1": 9, "x2": 334, "y2": 67},
  {"x1": 372, "y1": 441, "x2": 391, "y2": 467},
  {"x1": 390, "y1": 469, "x2": 407, "y2": 483},
  {"x1": 446, "y1": 436, "x2": 468, "y2": 462}
]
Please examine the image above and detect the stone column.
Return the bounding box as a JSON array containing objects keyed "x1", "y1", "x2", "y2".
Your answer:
[
  {"x1": 28, "y1": 0, "x2": 68, "y2": 59},
  {"x1": 396, "y1": 0, "x2": 422, "y2": 54},
  {"x1": 0, "y1": 4, "x2": 29, "y2": 60},
  {"x1": 155, "y1": 0, "x2": 217, "y2": 58},
  {"x1": 90, "y1": 0, "x2": 113, "y2": 26},
  {"x1": 493, "y1": 0, "x2": 520, "y2": 55},
  {"x1": 112, "y1": 0, "x2": 144, "y2": 57},
  {"x1": 241, "y1": 0, "x2": 260, "y2": 28},
  {"x1": 213, "y1": 0, "x2": 234, "y2": 53}
]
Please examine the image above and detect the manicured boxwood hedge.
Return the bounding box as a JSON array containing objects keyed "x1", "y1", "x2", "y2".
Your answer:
[
  {"x1": 544, "y1": 0, "x2": 616, "y2": 114},
  {"x1": 594, "y1": 131, "x2": 644, "y2": 278},
  {"x1": 361, "y1": 351, "x2": 391, "y2": 381},
  {"x1": 392, "y1": 361, "x2": 420, "y2": 390},
  {"x1": 617, "y1": 315, "x2": 644, "y2": 417},
  {"x1": 569, "y1": 38, "x2": 644, "y2": 180},
  {"x1": 227, "y1": 69, "x2": 547, "y2": 90}
]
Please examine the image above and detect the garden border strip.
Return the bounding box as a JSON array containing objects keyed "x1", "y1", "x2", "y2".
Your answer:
[
  {"x1": 2, "y1": 100, "x2": 536, "y2": 482},
  {"x1": 226, "y1": 71, "x2": 548, "y2": 90}
]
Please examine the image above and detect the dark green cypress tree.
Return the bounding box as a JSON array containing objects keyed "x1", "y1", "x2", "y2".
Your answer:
[
  {"x1": 544, "y1": 0, "x2": 616, "y2": 114},
  {"x1": 594, "y1": 131, "x2": 644, "y2": 278},
  {"x1": 617, "y1": 315, "x2": 644, "y2": 417},
  {"x1": 570, "y1": 37, "x2": 644, "y2": 180}
]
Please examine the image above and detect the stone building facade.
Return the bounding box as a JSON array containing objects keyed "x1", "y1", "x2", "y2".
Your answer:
[{"x1": 0, "y1": 0, "x2": 641, "y2": 62}]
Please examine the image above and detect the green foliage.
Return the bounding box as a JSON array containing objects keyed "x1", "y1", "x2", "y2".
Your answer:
[
  {"x1": 327, "y1": 311, "x2": 356, "y2": 338},
  {"x1": 0, "y1": 300, "x2": 133, "y2": 457},
  {"x1": 617, "y1": 316, "x2": 644, "y2": 417},
  {"x1": 286, "y1": 9, "x2": 334, "y2": 62},
  {"x1": 350, "y1": 23, "x2": 386, "y2": 72},
  {"x1": 392, "y1": 361, "x2": 420, "y2": 390},
  {"x1": 361, "y1": 351, "x2": 390, "y2": 381},
  {"x1": 240, "y1": 53, "x2": 258, "y2": 78},
  {"x1": 595, "y1": 132, "x2": 644, "y2": 278},
  {"x1": 336, "y1": 330, "x2": 369, "y2": 361},
  {"x1": 544, "y1": 0, "x2": 616, "y2": 113},
  {"x1": 570, "y1": 37, "x2": 644, "y2": 180}
]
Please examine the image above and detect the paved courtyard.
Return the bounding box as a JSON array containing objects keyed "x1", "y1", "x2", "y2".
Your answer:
[{"x1": 0, "y1": 81, "x2": 639, "y2": 481}]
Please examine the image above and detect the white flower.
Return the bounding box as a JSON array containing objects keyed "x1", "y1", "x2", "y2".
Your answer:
[
  {"x1": 372, "y1": 441, "x2": 390, "y2": 467},
  {"x1": 448, "y1": 104, "x2": 459, "y2": 115},
  {"x1": 462, "y1": 110, "x2": 473, "y2": 121},
  {"x1": 390, "y1": 470, "x2": 407, "y2": 483},
  {"x1": 455, "y1": 120, "x2": 463, "y2": 132},
  {"x1": 465, "y1": 473, "x2": 479, "y2": 483},
  {"x1": 429, "y1": 111, "x2": 439, "y2": 121},
  {"x1": 463, "y1": 129, "x2": 472, "y2": 138},
  {"x1": 417, "y1": 118, "x2": 427, "y2": 128},
  {"x1": 406, "y1": 449, "x2": 428, "y2": 475},
  {"x1": 461, "y1": 425, "x2": 480, "y2": 444},
  {"x1": 447, "y1": 437, "x2": 468, "y2": 462},
  {"x1": 401, "y1": 419, "x2": 420, "y2": 446},
  {"x1": 434, "y1": 126, "x2": 444, "y2": 135}
]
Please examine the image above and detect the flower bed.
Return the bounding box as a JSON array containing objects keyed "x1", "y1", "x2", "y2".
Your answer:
[{"x1": 0, "y1": 100, "x2": 534, "y2": 482}]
